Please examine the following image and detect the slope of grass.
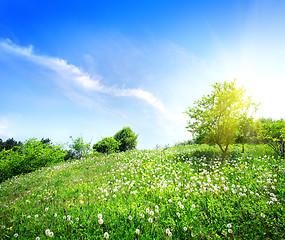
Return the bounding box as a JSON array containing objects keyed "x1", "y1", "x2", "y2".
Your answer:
[{"x1": 0, "y1": 144, "x2": 284, "y2": 239}]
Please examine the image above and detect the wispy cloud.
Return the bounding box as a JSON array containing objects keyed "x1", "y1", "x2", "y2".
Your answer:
[{"x1": 0, "y1": 39, "x2": 178, "y2": 123}]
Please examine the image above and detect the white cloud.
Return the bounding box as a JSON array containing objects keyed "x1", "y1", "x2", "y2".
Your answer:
[{"x1": 0, "y1": 39, "x2": 181, "y2": 130}]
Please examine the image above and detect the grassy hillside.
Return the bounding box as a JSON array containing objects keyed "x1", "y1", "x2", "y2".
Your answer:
[{"x1": 0, "y1": 144, "x2": 284, "y2": 239}]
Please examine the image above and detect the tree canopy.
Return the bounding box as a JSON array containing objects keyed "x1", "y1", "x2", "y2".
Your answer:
[
  {"x1": 185, "y1": 79, "x2": 257, "y2": 154},
  {"x1": 114, "y1": 127, "x2": 138, "y2": 152}
]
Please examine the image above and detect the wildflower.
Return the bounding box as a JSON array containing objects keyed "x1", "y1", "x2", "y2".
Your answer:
[
  {"x1": 135, "y1": 229, "x2": 140, "y2": 235},
  {"x1": 222, "y1": 230, "x2": 227, "y2": 235},
  {"x1": 14, "y1": 233, "x2": 18, "y2": 238},
  {"x1": 140, "y1": 213, "x2": 145, "y2": 218},
  {"x1": 63, "y1": 216, "x2": 66, "y2": 220},
  {"x1": 98, "y1": 213, "x2": 103, "y2": 219},
  {"x1": 166, "y1": 229, "x2": 170, "y2": 234},
  {"x1": 49, "y1": 232, "x2": 54, "y2": 237},
  {"x1": 146, "y1": 208, "x2": 150, "y2": 213},
  {"x1": 45, "y1": 229, "x2": 50, "y2": 236},
  {"x1": 128, "y1": 215, "x2": 133, "y2": 221},
  {"x1": 192, "y1": 204, "x2": 196, "y2": 208},
  {"x1": 76, "y1": 217, "x2": 79, "y2": 221},
  {"x1": 67, "y1": 215, "x2": 71, "y2": 221},
  {"x1": 36, "y1": 237, "x2": 40, "y2": 240},
  {"x1": 227, "y1": 223, "x2": 232, "y2": 228},
  {"x1": 98, "y1": 218, "x2": 104, "y2": 224},
  {"x1": 261, "y1": 213, "x2": 266, "y2": 218},
  {"x1": 27, "y1": 215, "x2": 31, "y2": 218},
  {"x1": 1, "y1": 226, "x2": 5, "y2": 229},
  {"x1": 53, "y1": 213, "x2": 57, "y2": 217},
  {"x1": 168, "y1": 231, "x2": 172, "y2": 237},
  {"x1": 155, "y1": 209, "x2": 159, "y2": 213},
  {"x1": 35, "y1": 214, "x2": 39, "y2": 218},
  {"x1": 183, "y1": 227, "x2": 187, "y2": 231},
  {"x1": 148, "y1": 217, "x2": 153, "y2": 223},
  {"x1": 168, "y1": 199, "x2": 172, "y2": 203},
  {"x1": 103, "y1": 232, "x2": 109, "y2": 239},
  {"x1": 45, "y1": 207, "x2": 49, "y2": 211},
  {"x1": 228, "y1": 229, "x2": 233, "y2": 234},
  {"x1": 180, "y1": 204, "x2": 184, "y2": 209},
  {"x1": 176, "y1": 212, "x2": 180, "y2": 217},
  {"x1": 80, "y1": 200, "x2": 84, "y2": 204},
  {"x1": 149, "y1": 211, "x2": 154, "y2": 216}
]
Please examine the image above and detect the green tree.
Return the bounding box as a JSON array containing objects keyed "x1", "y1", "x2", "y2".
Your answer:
[
  {"x1": 114, "y1": 127, "x2": 138, "y2": 152},
  {"x1": 93, "y1": 137, "x2": 119, "y2": 154},
  {"x1": 69, "y1": 136, "x2": 91, "y2": 159},
  {"x1": 258, "y1": 118, "x2": 285, "y2": 158},
  {"x1": 185, "y1": 79, "x2": 257, "y2": 154}
]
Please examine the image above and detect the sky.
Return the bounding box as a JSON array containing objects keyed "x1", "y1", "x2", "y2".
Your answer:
[{"x1": 0, "y1": 0, "x2": 284, "y2": 149}]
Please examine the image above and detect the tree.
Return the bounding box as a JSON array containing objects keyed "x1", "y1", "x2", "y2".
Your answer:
[
  {"x1": 114, "y1": 127, "x2": 138, "y2": 152},
  {"x1": 258, "y1": 118, "x2": 285, "y2": 158},
  {"x1": 93, "y1": 137, "x2": 119, "y2": 154},
  {"x1": 185, "y1": 79, "x2": 257, "y2": 154},
  {"x1": 69, "y1": 136, "x2": 91, "y2": 159}
]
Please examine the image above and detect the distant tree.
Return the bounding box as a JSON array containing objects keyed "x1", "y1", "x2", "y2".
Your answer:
[
  {"x1": 235, "y1": 116, "x2": 257, "y2": 153},
  {"x1": 41, "y1": 138, "x2": 52, "y2": 147},
  {"x1": 258, "y1": 118, "x2": 285, "y2": 158},
  {"x1": 114, "y1": 127, "x2": 138, "y2": 152},
  {"x1": 0, "y1": 138, "x2": 23, "y2": 151},
  {"x1": 69, "y1": 136, "x2": 92, "y2": 159},
  {"x1": 185, "y1": 79, "x2": 257, "y2": 154},
  {"x1": 93, "y1": 137, "x2": 119, "y2": 154}
]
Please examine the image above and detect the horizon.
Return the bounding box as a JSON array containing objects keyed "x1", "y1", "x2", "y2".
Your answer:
[{"x1": 0, "y1": 0, "x2": 285, "y2": 149}]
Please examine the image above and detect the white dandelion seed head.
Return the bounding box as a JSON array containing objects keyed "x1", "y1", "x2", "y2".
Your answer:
[
  {"x1": 227, "y1": 223, "x2": 232, "y2": 228},
  {"x1": 148, "y1": 217, "x2": 153, "y2": 223},
  {"x1": 135, "y1": 229, "x2": 140, "y2": 235},
  {"x1": 98, "y1": 218, "x2": 104, "y2": 224},
  {"x1": 98, "y1": 213, "x2": 103, "y2": 219},
  {"x1": 228, "y1": 229, "x2": 233, "y2": 234},
  {"x1": 103, "y1": 232, "x2": 109, "y2": 239}
]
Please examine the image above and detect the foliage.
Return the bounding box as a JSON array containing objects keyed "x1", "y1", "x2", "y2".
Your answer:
[
  {"x1": 69, "y1": 136, "x2": 92, "y2": 159},
  {"x1": 93, "y1": 137, "x2": 119, "y2": 154},
  {"x1": 185, "y1": 79, "x2": 257, "y2": 154},
  {"x1": 0, "y1": 144, "x2": 283, "y2": 239},
  {"x1": 258, "y1": 118, "x2": 285, "y2": 158},
  {"x1": 114, "y1": 127, "x2": 138, "y2": 152},
  {"x1": 0, "y1": 138, "x2": 23, "y2": 151},
  {"x1": 0, "y1": 138, "x2": 66, "y2": 183}
]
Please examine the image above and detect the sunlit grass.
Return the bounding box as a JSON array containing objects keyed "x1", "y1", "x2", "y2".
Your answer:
[{"x1": 0, "y1": 144, "x2": 284, "y2": 239}]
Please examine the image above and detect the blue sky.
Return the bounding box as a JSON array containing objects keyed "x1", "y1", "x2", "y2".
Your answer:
[{"x1": 0, "y1": 0, "x2": 284, "y2": 149}]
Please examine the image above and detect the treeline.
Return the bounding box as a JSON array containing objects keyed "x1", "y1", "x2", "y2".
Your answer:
[
  {"x1": 192, "y1": 117, "x2": 284, "y2": 158},
  {"x1": 0, "y1": 127, "x2": 138, "y2": 183}
]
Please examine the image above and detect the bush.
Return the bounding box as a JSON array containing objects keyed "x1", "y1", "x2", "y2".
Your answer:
[
  {"x1": 114, "y1": 127, "x2": 138, "y2": 152},
  {"x1": 93, "y1": 137, "x2": 119, "y2": 154},
  {"x1": 0, "y1": 138, "x2": 66, "y2": 183},
  {"x1": 69, "y1": 136, "x2": 92, "y2": 159}
]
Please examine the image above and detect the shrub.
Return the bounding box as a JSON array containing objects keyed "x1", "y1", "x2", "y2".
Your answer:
[
  {"x1": 93, "y1": 137, "x2": 119, "y2": 154},
  {"x1": 69, "y1": 136, "x2": 92, "y2": 159},
  {"x1": 114, "y1": 127, "x2": 138, "y2": 152},
  {"x1": 0, "y1": 138, "x2": 66, "y2": 183}
]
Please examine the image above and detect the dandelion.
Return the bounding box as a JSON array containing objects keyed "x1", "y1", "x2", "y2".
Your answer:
[
  {"x1": 35, "y1": 214, "x2": 39, "y2": 218},
  {"x1": 228, "y1": 229, "x2": 233, "y2": 234},
  {"x1": 180, "y1": 204, "x2": 184, "y2": 209},
  {"x1": 36, "y1": 237, "x2": 40, "y2": 240},
  {"x1": 45, "y1": 229, "x2": 50, "y2": 236},
  {"x1": 1, "y1": 226, "x2": 5, "y2": 229},
  {"x1": 45, "y1": 207, "x2": 49, "y2": 211},
  {"x1": 146, "y1": 208, "x2": 150, "y2": 213},
  {"x1": 76, "y1": 217, "x2": 80, "y2": 221},
  {"x1": 149, "y1": 211, "x2": 154, "y2": 216},
  {"x1": 155, "y1": 209, "x2": 159, "y2": 213},
  {"x1": 67, "y1": 215, "x2": 71, "y2": 221},
  {"x1": 227, "y1": 223, "x2": 232, "y2": 228},
  {"x1": 168, "y1": 231, "x2": 172, "y2": 237},
  {"x1": 98, "y1": 218, "x2": 104, "y2": 224},
  {"x1": 128, "y1": 215, "x2": 133, "y2": 221},
  {"x1": 14, "y1": 233, "x2": 18, "y2": 238},
  {"x1": 98, "y1": 213, "x2": 103, "y2": 219},
  {"x1": 53, "y1": 213, "x2": 57, "y2": 217},
  {"x1": 80, "y1": 200, "x2": 84, "y2": 204},
  {"x1": 63, "y1": 216, "x2": 66, "y2": 220},
  {"x1": 135, "y1": 229, "x2": 140, "y2": 235},
  {"x1": 176, "y1": 212, "x2": 180, "y2": 217},
  {"x1": 103, "y1": 232, "x2": 109, "y2": 239},
  {"x1": 140, "y1": 213, "x2": 145, "y2": 218},
  {"x1": 166, "y1": 229, "x2": 170, "y2": 234},
  {"x1": 183, "y1": 227, "x2": 187, "y2": 231},
  {"x1": 49, "y1": 232, "x2": 54, "y2": 237},
  {"x1": 168, "y1": 199, "x2": 172, "y2": 203},
  {"x1": 222, "y1": 230, "x2": 227, "y2": 235},
  {"x1": 261, "y1": 213, "x2": 266, "y2": 218},
  {"x1": 27, "y1": 215, "x2": 31, "y2": 218},
  {"x1": 148, "y1": 217, "x2": 153, "y2": 223},
  {"x1": 192, "y1": 204, "x2": 196, "y2": 208}
]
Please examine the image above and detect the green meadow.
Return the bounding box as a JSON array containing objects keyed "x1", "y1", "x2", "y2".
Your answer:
[{"x1": 0, "y1": 144, "x2": 284, "y2": 239}]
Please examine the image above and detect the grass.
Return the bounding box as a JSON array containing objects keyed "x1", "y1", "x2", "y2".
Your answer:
[{"x1": 0, "y1": 144, "x2": 284, "y2": 239}]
